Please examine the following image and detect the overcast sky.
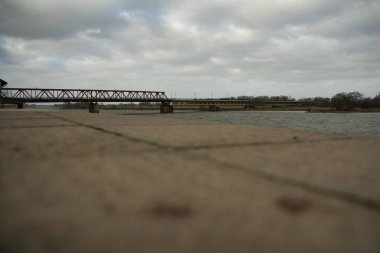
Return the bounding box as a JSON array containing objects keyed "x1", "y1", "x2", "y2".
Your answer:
[{"x1": 1, "y1": 0, "x2": 380, "y2": 98}]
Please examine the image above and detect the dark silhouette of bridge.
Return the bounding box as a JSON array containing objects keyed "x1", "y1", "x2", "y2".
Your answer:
[
  {"x1": 0, "y1": 83, "x2": 327, "y2": 113},
  {"x1": 0, "y1": 87, "x2": 173, "y2": 113}
]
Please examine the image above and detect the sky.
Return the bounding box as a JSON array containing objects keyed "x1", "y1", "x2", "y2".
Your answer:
[{"x1": 1, "y1": 0, "x2": 380, "y2": 98}]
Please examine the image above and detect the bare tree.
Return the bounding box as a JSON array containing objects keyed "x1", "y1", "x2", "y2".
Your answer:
[{"x1": 331, "y1": 92, "x2": 364, "y2": 110}]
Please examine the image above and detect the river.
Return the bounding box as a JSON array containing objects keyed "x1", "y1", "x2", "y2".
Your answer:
[{"x1": 114, "y1": 110, "x2": 380, "y2": 136}]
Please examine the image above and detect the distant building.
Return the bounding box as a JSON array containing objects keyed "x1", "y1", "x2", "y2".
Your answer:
[{"x1": 0, "y1": 79, "x2": 8, "y2": 87}]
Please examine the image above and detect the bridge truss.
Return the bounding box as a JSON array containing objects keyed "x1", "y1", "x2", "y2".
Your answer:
[{"x1": 0, "y1": 88, "x2": 169, "y2": 104}]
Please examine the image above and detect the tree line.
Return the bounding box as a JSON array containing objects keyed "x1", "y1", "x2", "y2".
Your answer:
[{"x1": 226, "y1": 92, "x2": 380, "y2": 109}]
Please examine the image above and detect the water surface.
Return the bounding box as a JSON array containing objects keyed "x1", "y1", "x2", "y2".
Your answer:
[{"x1": 114, "y1": 110, "x2": 380, "y2": 136}]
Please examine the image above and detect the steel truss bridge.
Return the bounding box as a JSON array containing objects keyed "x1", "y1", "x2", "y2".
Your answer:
[
  {"x1": 0, "y1": 88, "x2": 169, "y2": 104},
  {"x1": 0, "y1": 87, "x2": 173, "y2": 113}
]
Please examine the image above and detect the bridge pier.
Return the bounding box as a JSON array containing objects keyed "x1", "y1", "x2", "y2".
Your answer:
[
  {"x1": 244, "y1": 105, "x2": 255, "y2": 110},
  {"x1": 16, "y1": 103, "x2": 24, "y2": 109},
  {"x1": 160, "y1": 102, "x2": 173, "y2": 113},
  {"x1": 89, "y1": 102, "x2": 99, "y2": 113},
  {"x1": 208, "y1": 105, "x2": 220, "y2": 111}
]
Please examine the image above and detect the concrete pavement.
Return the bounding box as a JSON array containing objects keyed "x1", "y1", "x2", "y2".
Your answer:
[{"x1": 0, "y1": 109, "x2": 379, "y2": 253}]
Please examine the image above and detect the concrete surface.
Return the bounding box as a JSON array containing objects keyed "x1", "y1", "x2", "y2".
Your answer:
[{"x1": 0, "y1": 109, "x2": 379, "y2": 253}]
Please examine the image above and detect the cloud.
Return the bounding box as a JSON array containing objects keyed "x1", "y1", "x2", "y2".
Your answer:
[{"x1": 1, "y1": 0, "x2": 379, "y2": 97}]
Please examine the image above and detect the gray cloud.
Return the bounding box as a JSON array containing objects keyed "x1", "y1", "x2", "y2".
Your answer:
[{"x1": 1, "y1": 0, "x2": 379, "y2": 98}]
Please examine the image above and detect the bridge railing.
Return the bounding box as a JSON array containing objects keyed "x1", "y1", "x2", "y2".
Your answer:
[{"x1": 0, "y1": 88, "x2": 169, "y2": 103}]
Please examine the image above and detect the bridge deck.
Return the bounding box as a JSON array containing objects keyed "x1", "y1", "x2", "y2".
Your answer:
[{"x1": 173, "y1": 99, "x2": 328, "y2": 106}]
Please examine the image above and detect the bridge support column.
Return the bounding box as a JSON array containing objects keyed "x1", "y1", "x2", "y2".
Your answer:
[
  {"x1": 89, "y1": 102, "x2": 99, "y2": 113},
  {"x1": 16, "y1": 103, "x2": 24, "y2": 109},
  {"x1": 208, "y1": 105, "x2": 220, "y2": 111},
  {"x1": 160, "y1": 102, "x2": 173, "y2": 113},
  {"x1": 244, "y1": 104, "x2": 255, "y2": 110}
]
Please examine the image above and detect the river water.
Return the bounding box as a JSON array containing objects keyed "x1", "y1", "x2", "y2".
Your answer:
[{"x1": 115, "y1": 110, "x2": 380, "y2": 136}]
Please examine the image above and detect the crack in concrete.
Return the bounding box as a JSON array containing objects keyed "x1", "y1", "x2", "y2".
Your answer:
[
  {"x1": 39, "y1": 111, "x2": 380, "y2": 212},
  {"x1": 39, "y1": 112, "x2": 169, "y2": 149},
  {"x1": 0, "y1": 117, "x2": 53, "y2": 120},
  {"x1": 41, "y1": 112, "x2": 360, "y2": 151},
  {"x1": 200, "y1": 154, "x2": 380, "y2": 212},
  {"x1": 0, "y1": 125, "x2": 78, "y2": 130},
  {"x1": 171, "y1": 137, "x2": 357, "y2": 151}
]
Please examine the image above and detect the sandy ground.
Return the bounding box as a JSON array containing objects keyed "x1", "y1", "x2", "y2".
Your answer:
[{"x1": 0, "y1": 109, "x2": 379, "y2": 253}]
